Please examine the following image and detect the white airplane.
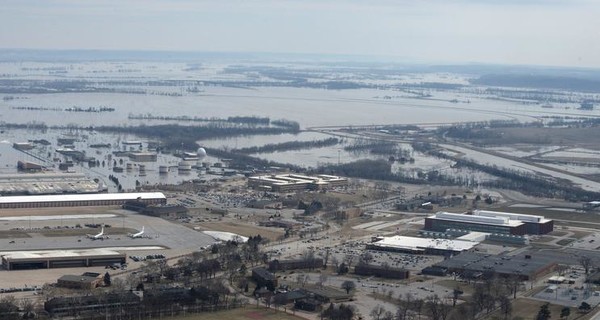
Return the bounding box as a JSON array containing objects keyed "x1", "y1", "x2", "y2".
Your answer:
[
  {"x1": 87, "y1": 226, "x2": 108, "y2": 240},
  {"x1": 128, "y1": 226, "x2": 145, "y2": 239}
]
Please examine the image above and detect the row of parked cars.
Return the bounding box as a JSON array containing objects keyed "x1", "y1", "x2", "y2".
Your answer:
[{"x1": 129, "y1": 254, "x2": 166, "y2": 262}]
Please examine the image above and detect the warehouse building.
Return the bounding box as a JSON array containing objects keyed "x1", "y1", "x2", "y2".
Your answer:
[
  {"x1": 1, "y1": 249, "x2": 126, "y2": 270},
  {"x1": 367, "y1": 235, "x2": 478, "y2": 255},
  {"x1": 429, "y1": 252, "x2": 556, "y2": 281},
  {"x1": 248, "y1": 174, "x2": 347, "y2": 192},
  {"x1": 0, "y1": 192, "x2": 166, "y2": 209},
  {"x1": 128, "y1": 152, "x2": 157, "y2": 162},
  {"x1": 424, "y1": 212, "x2": 527, "y2": 235}
]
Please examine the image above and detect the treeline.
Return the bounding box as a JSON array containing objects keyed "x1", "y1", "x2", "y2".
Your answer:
[
  {"x1": 128, "y1": 114, "x2": 271, "y2": 126},
  {"x1": 472, "y1": 74, "x2": 600, "y2": 93},
  {"x1": 93, "y1": 123, "x2": 300, "y2": 150},
  {"x1": 206, "y1": 148, "x2": 302, "y2": 172},
  {"x1": 233, "y1": 138, "x2": 339, "y2": 154}
]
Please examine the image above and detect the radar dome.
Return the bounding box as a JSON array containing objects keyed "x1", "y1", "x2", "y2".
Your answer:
[{"x1": 197, "y1": 147, "x2": 207, "y2": 159}]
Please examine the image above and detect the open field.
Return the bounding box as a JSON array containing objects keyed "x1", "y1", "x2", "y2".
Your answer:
[
  {"x1": 192, "y1": 221, "x2": 285, "y2": 241},
  {"x1": 165, "y1": 307, "x2": 306, "y2": 320},
  {"x1": 0, "y1": 230, "x2": 31, "y2": 239}
]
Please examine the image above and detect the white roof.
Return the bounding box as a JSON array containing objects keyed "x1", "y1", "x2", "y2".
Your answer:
[
  {"x1": 0, "y1": 192, "x2": 165, "y2": 204},
  {"x1": 1, "y1": 248, "x2": 123, "y2": 260},
  {"x1": 474, "y1": 210, "x2": 550, "y2": 223},
  {"x1": 371, "y1": 236, "x2": 477, "y2": 252},
  {"x1": 432, "y1": 212, "x2": 523, "y2": 227}
]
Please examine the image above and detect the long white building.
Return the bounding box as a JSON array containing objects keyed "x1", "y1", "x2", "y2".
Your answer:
[{"x1": 0, "y1": 192, "x2": 166, "y2": 209}]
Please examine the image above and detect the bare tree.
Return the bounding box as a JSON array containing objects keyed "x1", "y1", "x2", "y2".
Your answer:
[
  {"x1": 579, "y1": 256, "x2": 593, "y2": 275},
  {"x1": 359, "y1": 252, "x2": 374, "y2": 265},
  {"x1": 498, "y1": 296, "x2": 512, "y2": 320},
  {"x1": 318, "y1": 273, "x2": 328, "y2": 287},
  {"x1": 341, "y1": 280, "x2": 356, "y2": 294},
  {"x1": 556, "y1": 264, "x2": 569, "y2": 276},
  {"x1": 344, "y1": 254, "x2": 356, "y2": 268},
  {"x1": 396, "y1": 292, "x2": 413, "y2": 320},
  {"x1": 20, "y1": 298, "x2": 35, "y2": 319},
  {"x1": 331, "y1": 256, "x2": 340, "y2": 271},
  {"x1": 370, "y1": 305, "x2": 386, "y2": 320}
]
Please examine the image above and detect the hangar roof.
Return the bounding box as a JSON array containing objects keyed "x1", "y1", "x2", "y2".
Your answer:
[{"x1": 0, "y1": 192, "x2": 165, "y2": 204}]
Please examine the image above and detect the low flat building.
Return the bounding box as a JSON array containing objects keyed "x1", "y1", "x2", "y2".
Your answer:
[
  {"x1": 354, "y1": 264, "x2": 410, "y2": 279},
  {"x1": 0, "y1": 192, "x2": 166, "y2": 209},
  {"x1": 57, "y1": 274, "x2": 102, "y2": 290},
  {"x1": 269, "y1": 258, "x2": 323, "y2": 271},
  {"x1": 430, "y1": 252, "x2": 556, "y2": 281},
  {"x1": 367, "y1": 235, "x2": 477, "y2": 255},
  {"x1": 248, "y1": 174, "x2": 347, "y2": 192},
  {"x1": 1, "y1": 249, "x2": 126, "y2": 270},
  {"x1": 128, "y1": 152, "x2": 157, "y2": 162}
]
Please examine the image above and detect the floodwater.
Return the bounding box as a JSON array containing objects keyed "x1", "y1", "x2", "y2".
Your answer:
[
  {"x1": 2, "y1": 60, "x2": 600, "y2": 188},
  {"x1": 2, "y1": 86, "x2": 594, "y2": 129}
]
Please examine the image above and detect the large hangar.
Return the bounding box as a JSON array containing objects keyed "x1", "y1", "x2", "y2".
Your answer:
[
  {"x1": 0, "y1": 192, "x2": 166, "y2": 209},
  {"x1": 1, "y1": 249, "x2": 126, "y2": 270}
]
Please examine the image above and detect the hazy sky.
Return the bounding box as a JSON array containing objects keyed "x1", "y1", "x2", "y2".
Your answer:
[{"x1": 1, "y1": 0, "x2": 599, "y2": 67}]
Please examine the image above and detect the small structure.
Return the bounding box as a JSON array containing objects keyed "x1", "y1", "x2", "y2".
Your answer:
[
  {"x1": 268, "y1": 258, "x2": 323, "y2": 271},
  {"x1": 354, "y1": 264, "x2": 410, "y2": 279},
  {"x1": 128, "y1": 152, "x2": 157, "y2": 162},
  {"x1": 252, "y1": 267, "x2": 277, "y2": 291},
  {"x1": 57, "y1": 274, "x2": 102, "y2": 290},
  {"x1": 13, "y1": 142, "x2": 34, "y2": 150},
  {"x1": 17, "y1": 161, "x2": 44, "y2": 172},
  {"x1": 122, "y1": 200, "x2": 188, "y2": 218},
  {"x1": 301, "y1": 286, "x2": 352, "y2": 303}
]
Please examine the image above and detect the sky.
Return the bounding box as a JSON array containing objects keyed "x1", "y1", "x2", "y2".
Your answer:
[{"x1": 1, "y1": 0, "x2": 600, "y2": 68}]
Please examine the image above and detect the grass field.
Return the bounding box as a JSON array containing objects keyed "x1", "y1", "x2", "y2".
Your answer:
[
  {"x1": 39, "y1": 227, "x2": 136, "y2": 237},
  {"x1": 164, "y1": 307, "x2": 306, "y2": 320},
  {"x1": 0, "y1": 230, "x2": 32, "y2": 239}
]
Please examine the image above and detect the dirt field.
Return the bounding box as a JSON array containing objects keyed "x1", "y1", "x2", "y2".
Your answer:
[
  {"x1": 38, "y1": 227, "x2": 137, "y2": 237},
  {"x1": 193, "y1": 221, "x2": 285, "y2": 241},
  {"x1": 166, "y1": 307, "x2": 306, "y2": 320},
  {"x1": 0, "y1": 230, "x2": 31, "y2": 239},
  {"x1": 483, "y1": 127, "x2": 600, "y2": 147}
]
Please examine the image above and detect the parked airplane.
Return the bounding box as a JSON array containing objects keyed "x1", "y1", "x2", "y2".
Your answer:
[
  {"x1": 128, "y1": 226, "x2": 145, "y2": 239},
  {"x1": 87, "y1": 226, "x2": 108, "y2": 240}
]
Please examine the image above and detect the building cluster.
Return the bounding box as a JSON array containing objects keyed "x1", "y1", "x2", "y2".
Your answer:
[
  {"x1": 247, "y1": 174, "x2": 347, "y2": 192},
  {"x1": 0, "y1": 173, "x2": 105, "y2": 195}
]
